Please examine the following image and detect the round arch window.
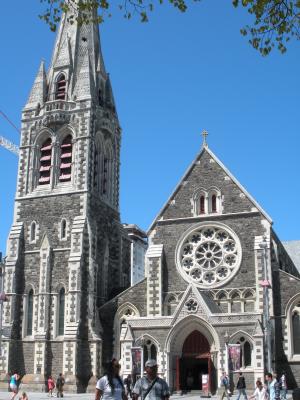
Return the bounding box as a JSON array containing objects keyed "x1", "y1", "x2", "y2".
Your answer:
[{"x1": 176, "y1": 222, "x2": 242, "y2": 288}]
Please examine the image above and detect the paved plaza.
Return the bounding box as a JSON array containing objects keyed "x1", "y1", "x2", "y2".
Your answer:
[{"x1": 0, "y1": 393, "x2": 294, "y2": 400}]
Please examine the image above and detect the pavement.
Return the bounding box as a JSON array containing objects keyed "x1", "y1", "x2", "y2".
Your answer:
[{"x1": 0, "y1": 392, "x2": 293, "y2": 400}]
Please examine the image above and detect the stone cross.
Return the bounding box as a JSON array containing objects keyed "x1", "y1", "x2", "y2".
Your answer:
[{"x1": 202, "y1": 130, "x2": 208, "y2": 147}]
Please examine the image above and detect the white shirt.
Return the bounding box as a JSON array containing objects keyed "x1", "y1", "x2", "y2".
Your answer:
[
  {"x1": 96, "y1": 375, "x2": 123, "y2": 400},
  {"x1": 253, "y1": 387, "x2": 268, "y2": 400}
]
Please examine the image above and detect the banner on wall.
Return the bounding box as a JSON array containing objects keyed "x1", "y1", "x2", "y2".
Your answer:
[
  {"x1": 131, "y1": 347, "x2": 142, "y2": 378},
  {"x1": 228, "y1": 344, "x2": 241, "y2": 372}
]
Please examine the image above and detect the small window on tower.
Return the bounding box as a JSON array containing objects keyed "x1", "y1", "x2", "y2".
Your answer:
[
  {"x1": 212, "y1": 194, "x2": 217, "y2": 212},
  {"x1": 30, "y1": 222, "x2": 36, "y2": 242},
  {"x1": 61, "y1": 219, "x2": 67, "y2": 240},
  {"x1": 55, "y1": 73, "x2": 67, "y2": 100},
  {"x1": 59, "y1": 135, "x2": 72, "y2": 182},
  {"x1": 101, "y1": 157, "x2": 108, "y2": 194},
  {"x1": 200, "y1": 196, "x2": 205, "y2": 214},
  {"x1": 39, "y1": 138, "x2": 52, "y2": 185}
]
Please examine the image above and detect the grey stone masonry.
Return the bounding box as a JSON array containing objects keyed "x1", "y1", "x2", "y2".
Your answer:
[{"x1": 1, "y1": 5, "x2": 130, "y2": 393}]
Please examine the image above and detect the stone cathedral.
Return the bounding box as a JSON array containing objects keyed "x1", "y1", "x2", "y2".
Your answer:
[{"x1": 2, "y1": 2, "x2": 300, "y2": 394}]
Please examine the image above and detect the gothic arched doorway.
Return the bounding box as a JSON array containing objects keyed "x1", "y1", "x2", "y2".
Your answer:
[{"x1": 179, "y1": 330, "x2": 211, "y2": 392}]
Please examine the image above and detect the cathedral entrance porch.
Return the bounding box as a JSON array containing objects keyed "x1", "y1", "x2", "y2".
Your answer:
[
  {"x1": 167, "y1": 317, "x2": 220, "y2": 394},
  {"x1": 177, "y1": 330, "x2": 212, "y2": 393}
]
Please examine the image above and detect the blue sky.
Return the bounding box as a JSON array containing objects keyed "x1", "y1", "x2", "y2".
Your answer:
[{"x1": 0, "y1": 0, "x2": 299, "y2": 254}]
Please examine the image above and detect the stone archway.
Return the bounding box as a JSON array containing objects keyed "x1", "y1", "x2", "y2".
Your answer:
[
  {"x1": 165, "y1": 316, "x2": 220, "y2": 394},
  {"x1": 180, "y1": 330, "x2": 211, "y2": 392}
]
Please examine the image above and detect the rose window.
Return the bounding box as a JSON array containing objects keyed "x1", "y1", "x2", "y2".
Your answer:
[{"x1": 177, "y1": 224, "x2": 242, "y2": 288}]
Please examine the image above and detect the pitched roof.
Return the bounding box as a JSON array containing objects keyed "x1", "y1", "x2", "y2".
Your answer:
[
  {"x1": 148, "y1": 145, "x2": 272, "y2": 232},
  {"x1": 283, "y1": 240, "x2": 300, "y2": 272}
]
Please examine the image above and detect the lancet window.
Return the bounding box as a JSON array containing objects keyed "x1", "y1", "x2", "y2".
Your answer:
[
  {"x1": 58, "y1": 288, "x2": 65, "y2": 336},
  {"x1": 55, "y1": 73, "x2": 67, "y2": 100},
  {"x1": 59, "y1": 135, "x2": 72, "y2": 182},
  {"x1": 39, "y1": 138, "x2": 52, "y2": 185},
  {"x1": 292, "y1": 303, "x2": 300, "y2": 354},
  {"x1": 27, "y1": 289, "x2": 34, "y2": 336}
]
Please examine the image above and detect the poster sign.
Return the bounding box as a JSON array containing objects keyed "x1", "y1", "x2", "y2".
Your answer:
[
  {"x1": 202, "y1": 374, "x2": 209, "y2": 395},
  {"x1": 131, "y1": 347, "x2": 142, "y2": 378},
  {"x1": 228, "y1": 344, "x2": 241, "y2": 372}
]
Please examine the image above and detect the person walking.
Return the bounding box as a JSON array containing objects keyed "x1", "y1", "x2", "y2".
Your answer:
[
  {"x1": 219, "y1": 371, "x2": 230, "y2": 400},
  {"x1": 279, "y1": 372, "x2": 287, "y2": 400},
  {"x1": 236, "y1": 372, "x2": 248, "y2": 400},
  {"x1": 95, "y1": 358, "x2": 127, "y2": 400},
  {"x1": 249, "y1": 381, "x2": 268, "y2": 400},
  {"x1": 132, "y1": 359, "x2": 170, "y2": 400},
  {"x1": 56, "y1": 373, "x2": 65, "y2": 398},
  {"x1": 47, "y1": 376, "x2": 55, "y2": 397},
  {"x1": 9, "y1": 372, "x2": 20, "y2": 400},
  {"x1": 124, "y1": 375, "x2": 133, "y2": 399},
  {"x1": 265, "y1": 373, "x2": 276, "y2": 400}
]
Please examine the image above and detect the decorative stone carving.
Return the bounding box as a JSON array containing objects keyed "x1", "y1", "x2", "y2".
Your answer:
[{"x1": 176, "y1": 222, "x2": 242, "y2": 288}]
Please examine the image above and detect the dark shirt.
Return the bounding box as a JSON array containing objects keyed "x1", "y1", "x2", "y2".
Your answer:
[{"x1": 237, "y1": 376, "x2": 246, "y2": 389}]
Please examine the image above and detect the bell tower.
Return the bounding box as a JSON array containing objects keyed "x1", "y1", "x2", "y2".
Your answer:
[{"x1": 1, "y1": 4, "x2": 130, "y2": 392}]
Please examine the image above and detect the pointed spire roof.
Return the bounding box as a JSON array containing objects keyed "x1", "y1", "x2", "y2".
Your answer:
[
  {"x1": 24, "y1": 60, "x2": 47, "y2": 109},
  {"x1": 148, "y1": 143, "x2": 272, "y2": 232},
  {"x1": 48, "y1": 3, "x2": 106, "y2": 99},
  {"x1": 73, "y1": 52, "x2": 95, "y2": 100}
]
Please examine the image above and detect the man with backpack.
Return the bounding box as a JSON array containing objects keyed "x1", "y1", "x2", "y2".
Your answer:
[
  {"x1": 236, "y1": 372, "x2": 248, "y2": 400},
  {"x1": 220, "y1": 371, "x2": 230, "y2": 400},
  {"x1": 56, "y1": 373, "x2": 65, "y2": 398}
]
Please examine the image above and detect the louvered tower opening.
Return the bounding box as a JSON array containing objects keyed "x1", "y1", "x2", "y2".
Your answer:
[
  {"x1": 55, "y1": 74, "x2": 66, "y2": 100},
  {"x1": 59, "y1": 135, "x2": 72, "y2": 182},
  {"x1": 39, "y1": 138, "x2": 52, "y2": 185}
]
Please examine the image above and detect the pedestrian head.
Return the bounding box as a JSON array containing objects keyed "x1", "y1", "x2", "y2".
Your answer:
[
  {"x1": 239, "y1": 372, "x2": 243, "y2": 376},
  {"x1": 145, "y1": 359, "x2": 158, "y2": 379},
  {"x1": 265, "y1": 373, "x2": 272, "y2": 382}
]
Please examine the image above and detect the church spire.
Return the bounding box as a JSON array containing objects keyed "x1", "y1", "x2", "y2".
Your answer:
[
  {"x1": 47, "y1": 3, "x2": 107, "y2": 102},
  {"x1": 24, "y1": 60, "x2": 47, "y2": 110}
]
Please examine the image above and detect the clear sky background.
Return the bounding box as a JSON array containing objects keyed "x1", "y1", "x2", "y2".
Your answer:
[{"x1": 0, "y1": 0, "x2": 299, "y2": 255}]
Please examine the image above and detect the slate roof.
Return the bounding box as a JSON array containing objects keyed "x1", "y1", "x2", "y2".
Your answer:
[{"x1": 283, "y1": 240, "x2": 300, "y2": 273}]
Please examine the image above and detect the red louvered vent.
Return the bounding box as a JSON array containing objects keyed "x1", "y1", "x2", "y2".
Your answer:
[
  {"x1": 59, "y1": 135, "x2": 72, "y2": 182},
  {"x1": 55, "y1": 74, "x2": 67, "y2": 100},
  {"x1": 39, "y1": 138, "x2": 52, "y2": 185}
]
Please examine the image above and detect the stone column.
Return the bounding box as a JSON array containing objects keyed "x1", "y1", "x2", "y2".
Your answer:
[{"x1": 145, "y1": 245, "x2": 164, "y2": 317}]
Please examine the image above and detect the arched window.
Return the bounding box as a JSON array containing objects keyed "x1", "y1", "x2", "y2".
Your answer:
[
  {"x1": 217, "y1": 292, "x2": 228, "y2": 312},
  {"x1": 27, "y1": 289, "x2": 34, "y2": 336},
  {"x1": 59, "y1": 135, "x2": 72, "y2": 182},
  {"x1": 58, "y1": 288, "x2": 65, "y2": 336},
  {"x1": 143, "y1": 339, "x2": 157, "y2": 366},
  {"x1": 166, "y1": 295, "x2": 177, "y2": 316},
  {"x1": 101, "y1": 157, "x2": 108, "y2": 195},
  {"x1": 61, "y1": 219, "x2": 67, "y2": 239},
  {"x1": 211, "y1": 194, "x2": 217, "y2": 212},
  {"x1": 231, "y1": 292, "x2": 241, "y2": 313},
  {"x1": 30, "y1": 222, "x2": 36, "y2": 242},
  {"x1": 55, "y1": 74, "x2": 67, "y2": 100},
  {"x1": 244, "y1": 290, "x2": 255, "y2": 312},
  {"x1": 39, "y1": 138, "x2": 52, "y2": 185},
  {"x1": 292, "y1": 311, "x2": 300, "y2": 354},
  {"x1": 237, "y1": 337, "x2": 252, "y2": 368},
  {"x1": 200, "y1": 196, "x2": 205, "y2": 214}
]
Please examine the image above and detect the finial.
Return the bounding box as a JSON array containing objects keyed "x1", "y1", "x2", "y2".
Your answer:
[{"x1": 201, "y1": 129, "x2": 208, "y2": 148}]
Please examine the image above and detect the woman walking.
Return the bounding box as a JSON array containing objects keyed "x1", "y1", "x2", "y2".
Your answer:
[
  {"x1": 95, "y1": 359, "x2": 127, "y2": 400},
  {"x1": 9, "y1": 372, "x2": 20, "y2": 400},
  {"x1": 250, "y1": 380, "x2": 269, "y2": 400},
  {"x1": 47, "y1": 376, "x2": 55, "y2": 397}
]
